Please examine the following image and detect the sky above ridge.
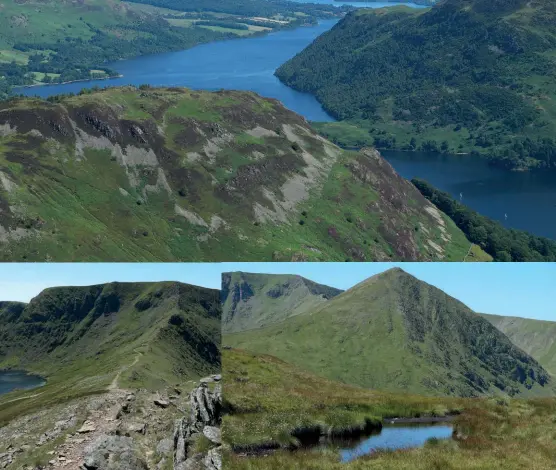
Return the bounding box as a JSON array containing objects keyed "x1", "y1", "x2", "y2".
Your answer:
[{"x1": 0, "y1": 263, "x2": 553, "y2": 321}]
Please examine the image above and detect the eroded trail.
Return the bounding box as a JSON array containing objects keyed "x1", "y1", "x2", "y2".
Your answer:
[
  {"x1": 108, "y1": 352, "x2": 142, "y2": 392},
  {"x1": 0, "y1": 375, "x2": 223, "y2": 470}
]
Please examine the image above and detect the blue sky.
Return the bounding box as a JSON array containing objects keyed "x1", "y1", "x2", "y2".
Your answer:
[{"x1": 0, "y1": 263, "x2": 554, "y2": 321}]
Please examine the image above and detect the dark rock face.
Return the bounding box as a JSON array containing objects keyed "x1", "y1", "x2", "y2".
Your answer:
[{"x1": 173, "y1": 381, "x2": 222, "y2": 470}]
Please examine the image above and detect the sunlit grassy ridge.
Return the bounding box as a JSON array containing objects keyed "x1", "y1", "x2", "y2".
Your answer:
[
  {"x1": 225, "y1": 268, "x2": 552, "y2": 397},
  {"x1": 0, "y1": 86, "x2": 482, "y2": 261},
  {"x1": 222, "y1": 271, "x2": 343, "y2": 333},
  {"x1": 0, "y1": 281, "x2": 221, "y2": 425},
  {"x1": 482, "y1": 314, "x2": 556, "y2": 376}
]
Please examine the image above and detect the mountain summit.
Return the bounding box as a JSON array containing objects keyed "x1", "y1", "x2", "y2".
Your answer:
[
  {"x1": 222, "y1": 271, "x2": 342, "y2": 333},
  {"x1": 0, "y1": 281, "x2": 221, "y2": 388},
  {"x1": 225, "y1": 269, "x2": 551, "y2": 397}
]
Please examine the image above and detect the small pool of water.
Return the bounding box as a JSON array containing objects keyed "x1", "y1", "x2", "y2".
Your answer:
[
  {"x1": 0, "y1": 371, "x2": 45, "y2": 395},
  {"x1": 339, "y1": 423, "x2": 453, "y2": 463}
]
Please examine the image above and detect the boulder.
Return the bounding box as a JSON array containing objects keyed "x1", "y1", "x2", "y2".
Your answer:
[
  {"x1": 127, "y1": 423, "x2": 147, "y2": 435},
  {"x1": 77, "y1": 422, "x2": 96, "y2": 434},
  {"x1": 204, "y1": 448, "x2": 221, "y2": 470},
  {"x1": 156, "y1": 438, "x2": 173, "y2": 456},
  {"x1": 202, "y1": 427, "x2": 221, "y2": 445},
  {"x1": 154, "y1": 399, "x2": 170, "y2": 409},
  {"x1": 173, "y1": 382, "x2": 222, "y2": 470},
  {"x1": 83, "y1": 435, "x2": 148, "y2": 470}
]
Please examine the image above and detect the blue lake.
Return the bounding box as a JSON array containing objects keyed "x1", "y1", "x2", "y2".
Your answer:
[
  {"x1": 340, "y1": 424, "x2": 453, "y2": 462},
  {"x1": 382, "y1": 150, "x2": 556, "y2": 240},
  {"x1": 0, "y1": 370, "x2": 45, "y2": 395},
  {"x1": 17, "y1": 1, "x2": 426, "y2": 120},
  {"x1": 17, "y1": 19, "x2": 341, "y2": 122}
]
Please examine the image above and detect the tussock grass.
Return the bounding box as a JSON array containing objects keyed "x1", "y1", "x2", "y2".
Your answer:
[
  {"x1": 223, "y1": 349, "x2": 463, "y2": 448},
  {"x1": 223, "y1": 349, "x2": 556, "y2": 470}
]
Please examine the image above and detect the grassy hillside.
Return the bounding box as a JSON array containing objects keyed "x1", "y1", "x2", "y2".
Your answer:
[
  {"x1": 223, "y1": 349, "x2": 556, "y2": 470},
  {"x1": 0, "y1": 281, "x2": 221, "y2": 424},
  {"x1": 0, "y1": 0, "x2": 227, "y2": 93},
  {"x1": 482, "y1": 314, "x2": 556, "y2": 376},
  {"x1": 0, "y1": 86, "x2": 485, "y2": 261},
  {"x1": 223, "y1": 348, "x2": 463, "y2": 448},
  {"x1": 277, "y1": 0, "x2": 556, "y2": 170},
  {"x1": 226, "y1": 268, "x2": 551, "y2": 397},
  {"x1": 222, "y1": 271, "x2": 343, "y2": 333},
  {"x1": 0, "y1": 0, "x2": 344, "y2": 96}
]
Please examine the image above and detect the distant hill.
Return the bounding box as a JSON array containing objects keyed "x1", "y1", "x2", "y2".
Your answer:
[
  {"x1": 222, "y1": 272, "x2": 342, "y2": 333},
  {"x1": 226, "y1": 268, "x2": 552, "y2": 397},
  {"x1": 0, "y1": 86, "x2": 482, "y2": 261},
  {"x1": 0, "y1": 0, "x2": 343, "y2": 95},
  {"x1": 481, "y1": 313, "x2": 556, "y2": 376},
  {"x1": 0, "y1": 281, "x2": 221, "y2": 389},
  {"x1": 277, "y1": 0, "x2": 556, "y2": 170}
]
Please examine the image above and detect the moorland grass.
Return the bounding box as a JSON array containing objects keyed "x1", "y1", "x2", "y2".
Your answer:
[{"x1": 223, "y1": 349, "x2": 556, "y2": 470}]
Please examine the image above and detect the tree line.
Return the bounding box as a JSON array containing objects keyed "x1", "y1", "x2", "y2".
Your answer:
[{"x1": 412, "y1": 179, "x2": 556, "y2": 262}]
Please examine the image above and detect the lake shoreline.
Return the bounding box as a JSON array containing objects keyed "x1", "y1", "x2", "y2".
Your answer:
[
  {"x1": 327, "y1": 142, "x2": 543, "y2": 173},
  {"x1": 0, "y1": 370, "x2": 46, "y2": 397},
  {"x1": 18, "y1": 74, "x2": 124, "y2": 90}
]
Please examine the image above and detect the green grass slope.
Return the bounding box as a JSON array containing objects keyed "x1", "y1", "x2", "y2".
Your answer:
[
  {"x1": 222, "y1": 271, "x2": 343, "y2": 333},
  {"x1": 481, "y1": 313, "x2": 556, "y2": 376},
  {"x1": 226, "y1": 268, "x2": 552, "y2": 397},
  {"x1": 223, "y1": 349, "x2": 556, "y2": 470},
  {"x1": 0, "y1": 86, "x2": 483, "y2": 261},
  {"x1": 223, "y1": 348, "x2": 463, "y2": 448},
  {"x1": 0, "y1": 0, "x2": 231, "y2": 93},
  {"x1": 0, "y1": 280, "x2": 221, "y2": 424},
  {"x1": 277, "y1": 0, "x2": 556, "y2": 170}
]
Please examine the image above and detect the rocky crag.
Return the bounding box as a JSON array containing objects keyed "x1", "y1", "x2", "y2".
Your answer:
[
  {"x1": 0, "y1": 375, "x2": 221, "y2": 470},
  {"x1": 0, "y1": 86, "x2": 484, "y2": 261},
  {"x1": 173, "y1": 377, "x2": 222, "y2": 470}
]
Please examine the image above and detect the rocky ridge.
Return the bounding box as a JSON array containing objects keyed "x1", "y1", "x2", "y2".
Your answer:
[
  {"x1": 0, "y1": 375, "x2": 221, "y2": 470},
  {"x1": 0, "y1": 86, "x2": 479, "y2": 261},
  {"x1": 173, "y1": 376, "x2": 222, "y2": 470}
]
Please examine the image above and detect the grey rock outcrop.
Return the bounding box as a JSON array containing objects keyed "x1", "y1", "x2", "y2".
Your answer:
[
  {"x1": 173, "y1": 381, "x2": 222, "y2": 470},
  {"x1": 82, "y1": 434, "x2": 148, "y2": 470}
]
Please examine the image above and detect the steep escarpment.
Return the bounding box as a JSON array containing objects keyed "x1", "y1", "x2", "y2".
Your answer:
[
  {"x1": 0, "y1": 281, "x2": 221, "y2": 387},
  {"x1": 226, "y1": 268, "x2": 552, "y2": 397},
  {"x1": 221, "y1": 271, "x2": 342, "y2": 333},
  {"x1": 481, "y1": 314, "x2": 556, "y2": 376},
  {"x1": 277, "y1": 0, "x2": 556, "y2": 169},
  {"x1": 0, "y1": 86, "x2": 481, "y2": 261}
]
